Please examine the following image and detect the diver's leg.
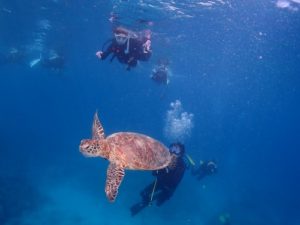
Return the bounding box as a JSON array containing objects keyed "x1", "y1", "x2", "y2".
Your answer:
[
  {"x1": 130, "y1": 182, "x2": 156, "y2": 216},
  {"x1": 156, "y1": 187, "x2": 174, "y2": 206},
  {"x1": 140, "y1": 182, "x2": 155, "y2": 202},
  {"x1": 130, "y1": 201, "x2": 148, "y2": 216}
]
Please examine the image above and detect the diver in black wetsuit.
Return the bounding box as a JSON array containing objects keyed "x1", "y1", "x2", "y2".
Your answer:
[
  {"x1": 150, "y1": 59, "x2": 170, "y2": 85},
  {"x1": 0, "y1": 47, "x2": 65, "y2": 71},
  {"x1": 130, "y1": 142, "x2": 187, "y2": 216},
  {"x1": 191, "y1": 160, "x2": 217, "y2": 180},
  {"x1": 96, "y1": 26, "x2": 152, "y2": 70}
]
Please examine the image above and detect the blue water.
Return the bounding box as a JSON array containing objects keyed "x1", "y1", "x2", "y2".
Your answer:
[{"x1": 1, "y1": 0, "x2": 300, "y2": 224}]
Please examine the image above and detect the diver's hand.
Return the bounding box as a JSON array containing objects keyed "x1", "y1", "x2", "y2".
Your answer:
[
  {"x1": 143, "y1": 40, "x2": 151, "y2": 53},
  {"x1": 96, "y1": 51, "x2": 103, "y2": 59}
]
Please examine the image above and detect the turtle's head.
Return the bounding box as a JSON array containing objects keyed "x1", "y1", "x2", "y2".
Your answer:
[{"x1": 79, "y1": 139, "x2": 109, "y2": 158}]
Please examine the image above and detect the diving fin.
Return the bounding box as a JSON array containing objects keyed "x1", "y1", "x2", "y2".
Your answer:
[{"x1": 29, "y1": 54, "x2": 42, "y2": 68}]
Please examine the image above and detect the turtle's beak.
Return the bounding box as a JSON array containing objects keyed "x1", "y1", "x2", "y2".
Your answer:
[
  {"x1": 79, "y1": 139, "x2": 99, "y2": 157},
  {"x1": 79, "y1": 139, "x2": 91, "y2": 156}
]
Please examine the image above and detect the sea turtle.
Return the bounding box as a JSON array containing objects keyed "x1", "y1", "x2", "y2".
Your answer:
[{"x1": 79, "y1": 112, "x2": 173, "y2": 202}]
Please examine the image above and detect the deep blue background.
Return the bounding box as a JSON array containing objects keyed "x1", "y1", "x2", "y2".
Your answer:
[{"x1": 1, "y1": 0, "x2": 300, "y2": 224}]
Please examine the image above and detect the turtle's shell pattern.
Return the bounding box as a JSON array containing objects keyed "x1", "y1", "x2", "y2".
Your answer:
[{"x1": 106, "y1": 132, "x2": 171, "y2": 170}]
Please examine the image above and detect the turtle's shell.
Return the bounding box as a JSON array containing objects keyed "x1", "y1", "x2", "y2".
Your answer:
[{"x1": 106, "y1": 132, "x2": 171, "y2": 170}]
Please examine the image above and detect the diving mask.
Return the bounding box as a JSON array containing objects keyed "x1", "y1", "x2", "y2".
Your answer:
[
  {"x1": 169, "y1": 144, "x2": 182, "y2": 155},
  {"x1": 115, "y1": 33, "x2": 129, "y2": 45}
]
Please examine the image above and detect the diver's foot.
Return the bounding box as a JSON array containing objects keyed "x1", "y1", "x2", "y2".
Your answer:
[
  {"x1": 156, "y1": 198, "x2": 168, "y2": 207},
  {"x1": 130, "y1": 203, "x2": 146, "y2": 216}
]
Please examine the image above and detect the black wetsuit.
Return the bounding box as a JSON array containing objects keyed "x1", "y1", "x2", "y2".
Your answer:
[
  {"x1": 191, "y1": 161, "x2": 217, "y2": 180},
  {"x1": 151, "y1": 67, "x2": 168, "y2": 85},
  {"x1": 153, "y1": 156, "x2": 186, "y2": 198},
  {"x1": 130, "y1": 156, "x2": 186, "y2": 216},
  {"x1": 101, "y1": 37, "x2": 151, "y2": 70}
]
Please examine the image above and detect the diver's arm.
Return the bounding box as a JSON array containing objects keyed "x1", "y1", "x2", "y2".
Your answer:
[{"x1": 96, "y1": 43, "x2": 114, "y2": 60}]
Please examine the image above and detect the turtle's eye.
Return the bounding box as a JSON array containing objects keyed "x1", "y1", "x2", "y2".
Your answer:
[{"x1": 80, "y1": 140, "x2": 90, "y2": 150}]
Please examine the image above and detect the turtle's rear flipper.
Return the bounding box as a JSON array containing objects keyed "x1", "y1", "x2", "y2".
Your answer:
[{"x1": 105, "y1": 163, "x2": 125, "y2": 202}]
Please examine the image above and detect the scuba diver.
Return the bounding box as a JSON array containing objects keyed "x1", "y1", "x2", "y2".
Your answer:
[
  {"x1": 96, "y1": 26, "x2": 152, "y2": 70},
  {"x1": 191, "y1": 160, "x2": 218, "y2": 180},
  {"x1": 130, "y1": 143, "x2": 218, "y2": 216},
  {"x1": 30, "y1": 50, "x2": 65, "y2": 71},
  {"x1": 0, "y1": 47, "x2": 64, "y2": 72},
  {"x1": 130, "y1": 142, "x2": 188, "y2": 216},
  {"x1": 150, "y1": 59, "x2": 170, "y2": 85}
]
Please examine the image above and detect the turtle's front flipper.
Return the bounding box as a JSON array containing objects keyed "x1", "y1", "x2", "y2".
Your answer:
[
  {"x1": 92, "y1": 111, "x2": 105, "y2": 140},
  {"x1": 105, "y1": 163, "x2": 125, "y2": 202}
]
